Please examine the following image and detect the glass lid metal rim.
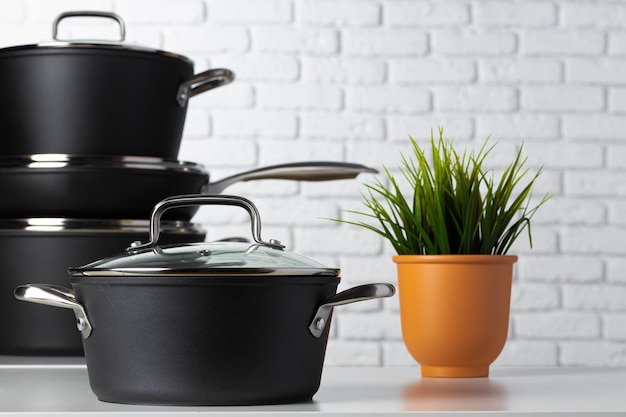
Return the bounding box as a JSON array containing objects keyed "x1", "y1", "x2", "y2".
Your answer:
[{"x1": 71, "y1": 267, "x2": 340, "y2": 277}]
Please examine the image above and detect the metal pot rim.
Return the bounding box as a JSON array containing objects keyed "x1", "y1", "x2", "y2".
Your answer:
[
  {"x1": 0, "y1": 154, "x2": 208, "y2": 173},
  {"x1": 69, "y1": 268, "x2": 341, "y2": 279},
  {"x1": 0, "y1": 218, "x2": 205, "y2": 234},
  {"x1": 0, "y1": 43, "x2": 194, "y2": 66}
]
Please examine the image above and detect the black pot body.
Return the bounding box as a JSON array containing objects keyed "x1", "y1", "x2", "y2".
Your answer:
[
  {"x1": 0, "y1": 47, "x2": 193, "y2": 158},
  {"x1": 71, "y1": 276, "x2": 339, "y2": 405},
  {"x1": 0, "y1": 166, "x2": 207, "y2": 220},
  {"x1": 0, "y1": 229, "x2": 206, "y2": 355}
]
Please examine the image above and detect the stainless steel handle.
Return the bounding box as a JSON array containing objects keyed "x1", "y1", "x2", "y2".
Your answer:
[
  {"x1": 176, "y1": 68, "x2": 235, "y2": 107},
  {"x1": 52, "y1": 11, "x2": 126, "y2": 42},
  {"x1": 308, "y1": 283, "x2": 396, "y2": 338},
  {"x1": 127, "y1": 195, "x2": 283, "y2": 252},
  {"x1": 14, "y1": 284, "x2": 92, "y2": 339},
  {"x1": 206, "y1": 161, "x2": 378, "y2": 194}
]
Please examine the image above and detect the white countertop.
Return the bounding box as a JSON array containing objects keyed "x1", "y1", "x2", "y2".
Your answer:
[{"x1": 0, "y1": 357, "x2": 625, "y2": 416}]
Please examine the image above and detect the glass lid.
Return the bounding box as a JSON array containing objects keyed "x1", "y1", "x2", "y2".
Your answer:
[
  {"x1": 71, "y1": 195, "x2": 338, "y2": 277},
  {"x1": 73, "y1": 241, "x2": 337, "y2": 277}
]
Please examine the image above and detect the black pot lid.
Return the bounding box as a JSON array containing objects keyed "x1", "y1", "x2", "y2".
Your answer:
[
  {"x1": 70, "y1": 194, "x2": 339, "y2": 278},
  {"x1": 1, "y1": 11, "x2": 193, "y2": 66}
]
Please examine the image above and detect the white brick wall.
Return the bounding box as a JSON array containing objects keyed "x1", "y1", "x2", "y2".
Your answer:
[{"x1": 5, "y1": 0, "x2": 626, "y2": 367}]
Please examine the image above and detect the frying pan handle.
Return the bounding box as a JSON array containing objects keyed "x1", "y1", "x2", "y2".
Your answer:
[
  {"x1": 176, "y1": 68, "x2": 235, "y2": 107},
  {"x1": 128, "y1": 194, "x2": 284, "y2": 253},
  {"x1": 308, "y1": 283, "x2": 396, "y2": 338},
  {"x1": 206, "y1": 161, "x2": 378, "y2": 194},
  {"x1": 53, "y1": 11, "x2": 126, "y2": 41},
  {"x1": 14, "y1": 284, "x2": 92, "y2": 339}
]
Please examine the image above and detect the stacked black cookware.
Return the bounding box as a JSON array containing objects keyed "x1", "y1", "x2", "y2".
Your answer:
[{"x1": 0, "y1": 11, "x2": 234, "y2": 355}]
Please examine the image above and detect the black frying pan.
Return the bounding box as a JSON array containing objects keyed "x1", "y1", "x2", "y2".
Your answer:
[{"x1": 0, "y1": 155, "x2": 377, "y2": 220}]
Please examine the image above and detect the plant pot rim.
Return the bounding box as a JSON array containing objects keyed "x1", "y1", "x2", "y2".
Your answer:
[{"x1": 392, "y1": 254, "x2": 518, "y2": 264}]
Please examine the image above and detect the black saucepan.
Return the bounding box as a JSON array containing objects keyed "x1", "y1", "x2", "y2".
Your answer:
[
  {"x1": 1, "y1": 218, "x2": 206, "y2": 356},
  {"x1": 0, "y1": 156, "x2": 376, "y2": 220},
  {"x1": 15, "y1": 195, "x2": 395, "y2": 405},
  {"x1": 0, "y1": 11, "x2": 233, "y2": 158}
]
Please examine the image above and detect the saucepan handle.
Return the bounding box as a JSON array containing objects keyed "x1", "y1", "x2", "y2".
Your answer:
[
  {"x1": 14, "y1": 284, "x2": 93, "y2": 339},
  {"x1": 176, "y1": 68, "x2": 235, "y2": 107},
  {"x1": 308, "y1": 283, "x2": 396, "y2": 338}
]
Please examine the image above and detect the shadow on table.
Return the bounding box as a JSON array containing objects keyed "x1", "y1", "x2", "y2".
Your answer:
[{"x1": 402, "y1": 376, "x2": 507, "y2": 411}]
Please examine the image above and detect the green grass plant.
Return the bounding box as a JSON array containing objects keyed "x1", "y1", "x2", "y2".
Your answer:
[{"x1": 338, "y1": 128, "x2": 550, "y2": 255}]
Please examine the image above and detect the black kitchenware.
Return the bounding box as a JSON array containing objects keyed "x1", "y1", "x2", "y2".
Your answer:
[
  {"x1": 1, "y1": 218, "x2": 206, "y2": 355},
  {"x1": 15, "y1": 195, "x2": 395, "y2": 405},
  {"x1": 0, "y1": 156, "x2": 376, "y2": 220},
  {"x1": 0, "y1": 11, "x2": 233, "y2": 159}
]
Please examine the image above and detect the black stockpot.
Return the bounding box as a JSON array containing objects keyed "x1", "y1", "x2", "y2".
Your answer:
[
  {"x1": 0, "y1": 218, "x2": 206, "y2": 356},
  {"x1": 0, "y1": 11, "x2": 233, "y2": 159},
  {"x1": 15, "y1": 195, "x2": 395, "y2": 405}
]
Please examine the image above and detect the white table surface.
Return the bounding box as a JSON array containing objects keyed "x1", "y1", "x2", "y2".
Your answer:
[{"x1": 0, "y1": 356, "x2": 625, "y2": 416}]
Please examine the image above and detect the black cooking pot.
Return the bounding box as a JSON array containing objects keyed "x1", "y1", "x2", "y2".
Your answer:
[
  {"x1": 15, "y1": 195, "x2": 395, "y2": 405},
  {"x1": 0, "y1": 218, "x2": 206, "y2": 356},
  {"x1": 0, "y1": 11, "x2": 233, "y2": 158},
  {"x1": 0, "y1": 156, "x2": 377, "y2": 220}
]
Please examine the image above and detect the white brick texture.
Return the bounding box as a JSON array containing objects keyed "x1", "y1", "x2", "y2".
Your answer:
[
  {"x1": 515, "y1": 312, "x2": 601, "y2": 339},
  {"x1": 478, "y1": 59, "x2": 562, "y2": 83},
  {"x1": 521, "y1": 86, "x2": 604, "y2": 112},
  {"x1": 343, "y1": 29, "x2": 428, "y2": 56},
  {"x1": 433, "y1": 29, "x2": 517, "y2": 56},
  {"x1": 434, "y1": 86, "x2": 517, "y2": 111},
  {"x1": 209, "y1": 0, "x2": 292, "y2": 24},
  {"x1": 116, "y1": 0, "x2": 206, "y2": 23},
  {"x1": 301, "y1": 57, "x2": 386, "y2": 84},
  {"x1": 389, "y1": 59, "x2": 476, "y2": 83},
  {"x1": 10, "y1": 0, "x2": 626, "y2": 367},
  {"x1": 521, "y1": 31, "x2": 604, "y2": 56},
  {"x1": 298, "y1": 0, "x2": 380, "y2": 26},
  {"x1": 474, "y1": 3, "x2": 557, "y2": 27},
  {"x1": 384, "y1": 2, "x2": 469, "y2": 27},
  {"x1": 561, "y1": 3, "x2": 626, "y2": 28}
]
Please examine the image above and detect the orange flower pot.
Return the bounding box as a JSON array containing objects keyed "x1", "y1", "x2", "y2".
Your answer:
[{"x1": 394, "y1": 255, "x2": 517, "y2": 378}]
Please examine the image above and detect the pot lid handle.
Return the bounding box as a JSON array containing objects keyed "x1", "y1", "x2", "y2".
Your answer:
[
  {"x1": 52, "y1": 11, "x2": 126, "y2": 42},
  {"x1": 127, "y1": 194, "x2": 285, "y2": 253}
]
